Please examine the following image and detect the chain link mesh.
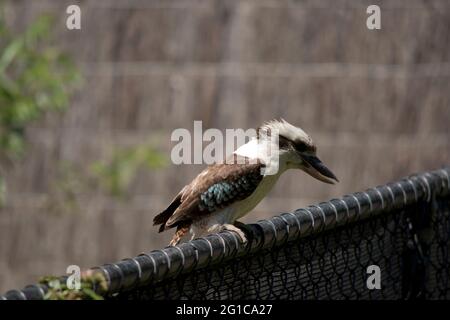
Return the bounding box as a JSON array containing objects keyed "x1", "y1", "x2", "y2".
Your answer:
[
  {"x1": 2, "y1": 168, "x2": 450, "y2": 300},
  {"x1": 117, "y1": 199, "x2": 448, "y2": 300}
]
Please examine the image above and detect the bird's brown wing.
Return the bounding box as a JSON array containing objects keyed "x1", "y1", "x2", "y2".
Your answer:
[{"x1": 162, "y1": 161, "x2": 264, "y2": 230}]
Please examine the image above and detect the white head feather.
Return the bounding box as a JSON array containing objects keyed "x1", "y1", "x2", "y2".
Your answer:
[
  {"x1": 233, "y1": 119, "x2": 315, "y2": 175},
  {"x1": 259, "y1": 118, "x2": 314, "y2": 147}
]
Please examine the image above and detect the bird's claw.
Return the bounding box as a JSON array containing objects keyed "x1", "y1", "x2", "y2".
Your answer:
[{"x1": 219, "y1": 224, "x2": 248, "y2": 244}]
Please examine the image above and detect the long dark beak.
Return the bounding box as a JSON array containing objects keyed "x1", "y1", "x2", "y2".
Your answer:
[{"x1": 300, "y1": 154, "x2": 339, "y2": 184}]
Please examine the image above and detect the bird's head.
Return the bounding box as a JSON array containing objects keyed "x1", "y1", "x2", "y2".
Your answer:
[{"x1": 258, "y1": 119, "x2": 338, "y2": 184}]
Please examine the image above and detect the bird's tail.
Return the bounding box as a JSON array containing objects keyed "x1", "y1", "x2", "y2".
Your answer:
[{"x1": 153, "y1": 192, "x2": 183, "y2": 233}]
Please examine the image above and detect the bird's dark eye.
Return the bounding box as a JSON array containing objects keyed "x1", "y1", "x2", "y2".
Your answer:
[
  {"x1": 294, "y1": 141, "x2": 316, "y2": 153},
  {"x1": 278, "y1": 135, "x2": 291, "y2": 149},
  {"x1": 295, "y1": 142, "x2": 309, "y2": 152}
]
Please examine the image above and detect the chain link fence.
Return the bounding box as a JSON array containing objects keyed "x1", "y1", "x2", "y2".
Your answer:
[{"x1": 2, "y1": 167, "x2": 450, "y2": 300}]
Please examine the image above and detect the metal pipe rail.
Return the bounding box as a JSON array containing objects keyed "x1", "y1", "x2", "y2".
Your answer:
[{"x1": 2, "y1": 167, "x2": 450, "y2": 300}]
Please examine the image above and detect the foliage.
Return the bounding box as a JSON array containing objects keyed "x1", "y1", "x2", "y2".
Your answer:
[
  {"x1": 0, "y1": 13, "x2": 80, "y2": 160},
  {"x1": 0, "y1": 11, "x2": 81, "y2": 206},
  {"x1": 39, "y1": 270, "x2": 108, "y2": 300},
  {"x1": 0, "y1": 9, "x2": 166, "y2": 210},
  {"x1": 45, "y1": 144, "x2": 167, "y2": 214},
  {"x1": 90, "y1": 144, "x2": 167, "y2": 198}
]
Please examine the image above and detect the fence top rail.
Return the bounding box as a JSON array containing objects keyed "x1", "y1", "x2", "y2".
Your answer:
[{"x1": 2, "y1": 166, "x2": 450, "y2": 300}]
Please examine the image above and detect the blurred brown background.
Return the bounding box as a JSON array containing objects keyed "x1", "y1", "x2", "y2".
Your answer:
[{"x1": 0, "y1": 0, "x2": 449, "y2": 292}]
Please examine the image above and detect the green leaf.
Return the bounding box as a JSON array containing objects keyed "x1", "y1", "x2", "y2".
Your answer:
[
  {"x1": 0, "y1": 9, "x2": 81, "y2": 164},
  {"x1": 81, "y1": 288, "x2": 104, "y2": 300},
  {"x1": 0, "y1": 36, "x2": 24, "y2": 72}
]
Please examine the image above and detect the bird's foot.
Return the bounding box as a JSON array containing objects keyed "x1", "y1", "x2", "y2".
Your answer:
[
  {"x1": 209, "y1": 224, "x2": 248, "y2": 244},
  {"x1": 223, "y1": 224, "x2": 247, "y2": 244}
]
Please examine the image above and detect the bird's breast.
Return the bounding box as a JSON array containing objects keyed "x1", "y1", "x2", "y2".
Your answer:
[{"x1": 231, "y1": 173, "x2": 281, "y2": 220}]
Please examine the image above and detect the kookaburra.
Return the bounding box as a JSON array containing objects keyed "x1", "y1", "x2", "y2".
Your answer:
[{"x1": 154, "y1": 119, "x2": 338, "y2": 246}]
